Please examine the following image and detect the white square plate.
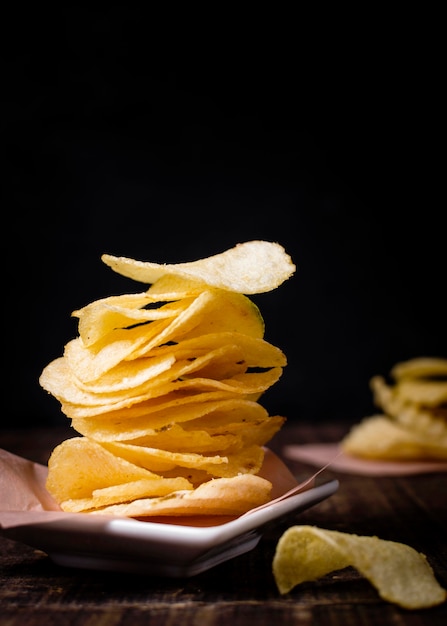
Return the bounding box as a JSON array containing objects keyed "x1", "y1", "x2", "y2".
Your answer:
[{"x1": 0, "y1": 448, "x2": 338, "y2": 576}]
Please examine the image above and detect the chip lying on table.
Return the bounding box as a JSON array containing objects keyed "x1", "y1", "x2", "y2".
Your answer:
[
  {"x1": 40, "y1": 241, "x2": 296, "y2": 517},
  {"x1": 272, "y1": 525, "x2": 447, "y2": 609}
]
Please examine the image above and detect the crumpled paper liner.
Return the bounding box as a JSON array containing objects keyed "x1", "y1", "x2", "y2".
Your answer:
[
  {"x1": 0, "y1": 448, "x2": 61, "y2": 513},
  {"x1": 0, "y1": 446, "x2": 322, "y2": 530}
]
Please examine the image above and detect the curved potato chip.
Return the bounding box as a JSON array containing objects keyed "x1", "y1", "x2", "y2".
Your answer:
[
  {"x1": 392, "y1": 406, "x2": 447, "y2": 441},
  {"x1": 370, "y1": 374, "x2": 447, "y2": 443},
  {"x1": 63, "y1": 291, "x2": 218, "y2": 381},
  {"x1": 63, "y1": 330, "x2": 169, "y2": 384},
  {"x1": 71, "y1": 398, "x2": 270, "y2": 441},
  {"x1": 41, "y1": 344, "x2": 280, "y2": 410},
  {"x1": 102, "y1": 441, "x2": 264, "y2": 477},
  {"x1": 86, "y1": 473, "x2": 273, "y2": 517},
  {"x1": 102, "y1": 441, "x2": 229, "y2": 472},
  {"x1": 341, "y1": 415, "x2": 447, "y2": 460},
  {"x1": 101, "y1": 240, "x2": 296, "y2": 294},
  {"x1": 112, "y1": 425, "x2": 239, "y2": 453},
  {"x1": 147, "y1": 274, "x2": 217, "y2": 297},
  {"x1": 391, "y1": 357, "x2": 447, "y2": 380},
  {"x1": 150, "y1": 331, "x2": 287, "y2": 368},
  {"x1": 74, "y1": 296, "x2": 192, "y2": 347},
  {"x1": 76, "y1": 355, "x2": 176, "y2": 393},
  {"x1": 272, "y1": 525, "x2": 447, "y2": 609},
  {"x1": 396, "y1": 379, "x2": 447, "y2": 407},
  {"x1": 61, "y1": 290, "x2": 265, "y2": 384},
  {"x1": 372, "y1": 373, "x2": 447, "y2": 415},
  {"x1": 44, "y1": 360, "x2": 282, "y2": 416},
  {"x1": 62, "y1": 477, "x2": 194, "y2": 513},
  {"x1": 46, "y1": 437, "x2": 158, "y2": 502},
  {"x1": 61, "y1": 390, "x2": 237, "y2": 419}
]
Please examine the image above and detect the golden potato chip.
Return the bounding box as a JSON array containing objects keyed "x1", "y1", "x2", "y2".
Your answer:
[
  {"x1": 101, "y1": 440, "x2": 264, "y2": 477},
  {"x1": 62, "y1": 290, "x2": 218, "y2": 382},
  {"x1": 147, "y1": 274, "x2": 218, "y2": 297},
  {"x1": 102, "y1": 441, "x2": 229, "y2": 472},
  {"x1": 395, "y1": 379, "x2": 447, "y2": 407},
  {"x1": 72, "y1": 413, "x2": 284, "y2": 456},
  {"x1": 61, "y1": 390, "x2": 237, "y2": 419},
  {"x1": 61, "y1": 477, "x2": 194, "y2": 513},
  {"x1": 391, "y1": 406, "x2": 447, "y2": 441},
  {"x1": 150, "y1": 331, "x2": 286, "y2": 367},
  {"x1": 192, "y1": 414, "x2": 286, "y2": 449},
  {"x1": 43, "y1": 347, "x2": 234, "y2": 406},
  {"x1": 391, "y1": 357, "x2": 447, "y2": 380},
  {"x1": 272, "y1": 525, "x2": 447, "y2": 609},
  {"x1": 370, "y1": 374, "x2": 400, "y2": 415},
  {"x1": 61, "y1": 330, "x2": 168, "y2": 384},
  {"x1": 84, "y1": 473, "x2": 273, "y2": 517},
  {"x1": 46, "y1": 437, "x2": 160, "y2": 502},
  {"x1": 41, "y1": 345, "x2": 282, "y2": 413},
  {"x1": 110, "y1": 424, "x2": 239, "y2": 453},
  {"x1": 372, "y1": 369, "x2": 447, "y2": 410},
  {"x1": 340, "y1": 415, "x2": 447, "y2": 460},
  {"x1": 56, "y1": 289, "x2": 266, "y2": 386},
  {"x1": 71, "y1": 397, "x2": 276, "y2": 442},
  {"x1": 73, "y1": 294, "x2": 192, "y2": 347},
  {"x1": 102, "y1": 240, "x2": 296, "y2": 294},
  {"x1": 161, "y1": 290, "x2": 265, "y2": 342}
]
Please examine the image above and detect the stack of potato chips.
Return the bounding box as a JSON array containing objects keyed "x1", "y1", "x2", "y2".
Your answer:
[
  {"x1": 40, "y1": 241, "x2": 296, "y2": 517},
  {"x1": 341, "y1": 357, "x2": 447, "y2": 460}
]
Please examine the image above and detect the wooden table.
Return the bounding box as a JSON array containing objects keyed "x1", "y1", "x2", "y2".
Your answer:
[{"x1": 1, "y1": 422, "x2": 446, "y2": 625}]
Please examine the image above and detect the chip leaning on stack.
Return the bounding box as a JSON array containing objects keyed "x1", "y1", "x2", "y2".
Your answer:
[
  {"x1": 39, "y1": 241, "x2": 296, "y2": 517},
  {"x1": 341, "y1": 357, "x2": 447, "y2": 460}
]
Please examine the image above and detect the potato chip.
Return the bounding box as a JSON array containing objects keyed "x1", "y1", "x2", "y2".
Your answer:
[
  {"x1": 372, "y1": 371, "x2": 447, "y2": 409},
  {"x1": 391, "y1": 357, "x2": 447, "y2": 380},
  {"x1": 46, "y1": 437, "x2": 160, "y2": 502},
  {"x1": 41, "y1": 348, "x2": 282, "y2": 413},
  {"x1": 61, "y1": 390, "x2": 238, "y2": 419},
  {"x1": 146, "y1": 274, "x2": 218, "y2": 298},
  {"x1": 272, "y1": 525, "x2": 447, "y2": 609},
  {"x1": 370, "y1": 375, "x2": 447, "y2": 435},
  {"x1": 103, "y1": 424, "x2": 238, "y2": 453},
  {"x1": 83, "y1": 473, "x2": 273, "y2": 517},
  {"x1": 54, "y1": 289, "x2": 265, "y2": 385},
  {"x1": 102, "y1": 441, "x2": 229, "y2": 472},
  {"x1": 340, "y1": 415, "x2": 447, "y2": 460},
  {"x1": 102, "y1": 240, "x2": 296, "y2": 294},
  {"x1": 73, "y1": 294, "x2": 192, "y2": 347},
  {"x1": 150, "y1": 331, "x2": 287, "y2": 367},
  {"x1": 101, "y1": 441, "x2": 265, "y2": 477},
  {"x1": 62, "y1": 290, "x2": 219, "y2": 382},
  {"x1": 391, "y1": 406, "x2": 447, "y2": 440},
  {"x1": 395, "y1": 379, "x2": 447, "y2": 406},
  {"x1": 70, "y1": 397, "x2": 263, "y2": 439},
  {"x1": 62, "y1": 477, "x2": 194, "y2": 513},
  {"x1": 192, "y1": 414, "x2": 286, "y2": 449}
]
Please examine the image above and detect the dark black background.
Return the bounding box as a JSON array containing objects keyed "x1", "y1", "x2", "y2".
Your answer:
[{"x1": 3, "y1": 7, "x2": 446, "y2": 429}]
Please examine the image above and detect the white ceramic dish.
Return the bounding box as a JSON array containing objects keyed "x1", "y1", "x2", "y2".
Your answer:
[{"x1": 0, "y1": 448, "x2": 338, "y2": 577}]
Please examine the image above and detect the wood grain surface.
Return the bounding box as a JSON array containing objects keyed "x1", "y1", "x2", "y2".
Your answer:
[{"x1": 1, "y1": 423, "x2": 446, "y2": 625}]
